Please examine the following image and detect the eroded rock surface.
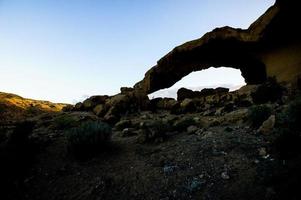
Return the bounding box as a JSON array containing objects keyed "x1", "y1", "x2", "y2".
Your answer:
[{"x1": 134, "y1": 0, "x2": 301, "y2": 94}]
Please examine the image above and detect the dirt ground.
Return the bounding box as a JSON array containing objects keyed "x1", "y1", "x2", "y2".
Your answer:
[{"x1": 5, "y1": 111, "x2": 292, "y2": 200}]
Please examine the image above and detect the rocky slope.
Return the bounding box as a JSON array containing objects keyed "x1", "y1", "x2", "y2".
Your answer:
[{"x1": 1, "y1": 80, "x2": 301, "y2": 200}]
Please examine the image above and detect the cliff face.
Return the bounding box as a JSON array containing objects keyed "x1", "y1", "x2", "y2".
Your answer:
[{"x1": 134, "y1": 0, "x2": 301, "y2": 94}]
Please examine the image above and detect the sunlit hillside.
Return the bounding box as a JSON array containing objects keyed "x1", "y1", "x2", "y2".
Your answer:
[{"x1": 0, "y1": 92, "x2": 67, "y2": 123}]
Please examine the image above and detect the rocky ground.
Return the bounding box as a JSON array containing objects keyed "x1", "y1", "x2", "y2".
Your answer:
[{"x1": 1, "y1": 80, "x2": 301, "y2": 200}]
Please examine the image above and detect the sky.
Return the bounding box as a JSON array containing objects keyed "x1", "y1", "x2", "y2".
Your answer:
[{"x1": 0, "y1": 0, "x2": 275, "y2": 103}]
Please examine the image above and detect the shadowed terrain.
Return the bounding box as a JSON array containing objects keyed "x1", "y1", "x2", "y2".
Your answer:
[{"x1": 1, "y1": 0, "x2": 301, "y2": 199}]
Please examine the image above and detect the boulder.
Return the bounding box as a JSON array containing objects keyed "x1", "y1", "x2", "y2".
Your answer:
[
  {"x1": 120, "y1": 87, "x2": 134, "y2": 94},
  {"x1": 137, "y1": 120, "x2": 170, "y2": 143},
  {"x1": 115, "y1": 119, "x2": 132, "y2": 131},
  {"x1": 149, "y1": 98, "x2": 163, "y2": 111},
  {"x1": 173, "y1": 116, "x2": 197, "y2": 131},
  {"x1": 62, "y1": 105, "x2": 74, "y2": 112},
  {"x1": 83, "y1": 99, "x2": 93, "y2": 110},
  {"x1": 74, "y1": 102, "x2": 84, "y2": 111},
  {"x1": 103, "y1": 112, "x2": 119, "y2": 125},
  {"x1": 222, "y1": 108, "x2": 249, "y2": 125},
  {"x1": 180, "y1": 98, "x2": 196, "y2": 113},
  {"x1": 156, "y1": 98, "x2": 178, "y2": 110},
  {"x1": 89, "y1": 95, "x2": 109, "y2": 104},
  {"x1": 214, "y1": 87, "x2": 229, "y2": 94},
  {"x1": 251, "y1": 78, "x2": 284, "y2": 104},
  {"x1": 258, "y1": 115, "x2": 276, "y2": 135},
  {"x1": 93, "y1": 104, "x2": 106, "y2": 116},
  {"x1": 83, "y1": 95, "x2": 109, "y2": 110},
  {"x1": 120, "y1": 128, "x2": 137, "y2": 137},
  {"x1": 187, "y1": 125, "x2": 198, "y2": 134},
  {"x1": 177, "y1": 88, "x2": 201, "y2": 101},
  {"x1": 177, "y1": 87, "x2": 229, "y2": 101}
]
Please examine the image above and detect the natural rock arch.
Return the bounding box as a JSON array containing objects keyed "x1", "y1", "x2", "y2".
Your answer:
[
  {"x1": 149, "y1": 67, "x2": 246, "y2": 99},
  {"x1": 136, "y1": 45, "x2": 268, "y2": 94},
  {"x1": 134, "y1": 0, "x2": 301, "y2": 94}
]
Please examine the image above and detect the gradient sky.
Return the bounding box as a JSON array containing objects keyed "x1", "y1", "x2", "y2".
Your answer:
[{"x1": 0, "y1": 0, "x2": 275, "y2": 103}]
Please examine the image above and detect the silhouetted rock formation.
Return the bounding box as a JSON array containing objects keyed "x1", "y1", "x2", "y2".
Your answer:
[
  {"x1": 134, "y1": 0, "x2": 301, "y2": 94},
  {"x1": 177, "y1": 87, "x2": 229, "y2": 101}
]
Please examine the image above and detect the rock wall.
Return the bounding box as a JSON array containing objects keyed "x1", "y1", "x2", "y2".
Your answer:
[{"x1": 260, "y1": 41, "x2": 301, "y2": 84}]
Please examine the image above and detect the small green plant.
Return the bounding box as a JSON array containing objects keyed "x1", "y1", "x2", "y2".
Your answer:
[
  {"x1": 66, "y1": 120, "x2": 112, "y2": 159},
  {"x1": 26, "y1": 105, "x2": 40, "y2": 115},
  {"x1": 138, "y1": 120, "x2": 171, "y2": 143},
  {"x1": 249, "y1": 105, "x2": 272, "y2": 128},
  {"x1": 53, "y1": 114, "x2": 77, "y2": 129}
]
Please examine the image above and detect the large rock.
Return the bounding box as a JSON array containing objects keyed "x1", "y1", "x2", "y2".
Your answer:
[
  {"x1": 251, "y1": 78, "x2": 284, "y2": 104},
  {"x1": 177, "y1": 88, "x2": 202, "y2": 101},
  {"x1": 74, "y1": 102, "x2": 84, "y2": 111},
  {"x1": 258, "y1": 115, "x2": 276, "y2": 135},
  {"x1": 134, "y1": 0, "x2": 301, "y2": 94},
  {"x1": 102, "y1": 89, "x2": 150, "y2": 123},
  {"x1": 180, "y1": 98, "x2": 196, "y2": 113},
  {"x1": 81, "y1": 95, "x2": 109, "y2": 110},
  {"x1": 78, "y1": 87, "x2": 150, "y2": 122},
  {"x1": 221, "y1": 108, "x2": 249, "y2": 125},
  {"x1": 177, "y1": 87, "x2": 229, "y2": 101},
  {"x1": 93, "y1": 104, "x2": 106, "y2": 116},
  {"x1": 150, "y1": 98, "x2": 179, "y2": 110}
]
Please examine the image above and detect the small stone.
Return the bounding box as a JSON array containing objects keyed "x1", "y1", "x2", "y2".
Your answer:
[
  {"x1": 187, "y1": 125, "x2": 198, "y2": 134},
  {"x1": 263, "y1": 154, "x2": 270, "y2": 159},
  {"x1": 265, "y1": 187, "x2": 276, "y2": 199},
  {"x1": 121, "y1": 128, "x2": 136, "y2": 137},
  {"x1": 215, "y1": 107, "x2": 223, "y2": 116},
  {"x1": 258, "y1": 147, "x2": 267, "y2": 157},
  {"x1": 163, "y1": 165, "x2": 177, "y2": 175},
  {"x1": 224, "y1": 127, "x2": 233, "y2": 132},
  {"x1": 187, "y1": 178, "x2": 204, "y2": 192},
  {"x1": 195, "y1": 128, "x2": 205, "y2": 136},
  {"x1": 115, "y1": 119, "x2": 132, "y2": 131},
  {"x1": 221, "y1": 172, "x2": 230, "y2": 180},
  {"x1": 193, "y1": 117, "x2": 200, "y2": 122}
]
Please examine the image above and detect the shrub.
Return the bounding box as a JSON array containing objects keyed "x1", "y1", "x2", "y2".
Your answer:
[
  {"x1": 273, "y1": 96, "x2": 301, "y2": 159},
  {"x1": 249, "y1": 105, "x2": 272, "y2": 128},
  {"x1": 66, "y1": 120, "x2": 112, "y2": 158},
  {"x1": 26, "y1": 105, "x2": 41, "y2": 115},
  {"x1": 286, "y1": 96, "x2": 301, "y2": 131},
  {"x1": 8, "y1": 121, "x2": 35, "y2": 146},
  {"x1": 251, "y1": 77, "x2": 284, "y2": 104},
  {"x1": 274, "y1": 128, "x2": 301, "y2": 159},
  {"x1": 138, "y1": 120, "x2": 171, "y2": 143},
  {"x1": 173, "y1": 117, "x2": 196, "y2": 131},
  {"x1": 0, "y1": 121, "x2": 36, "y2": 198},
  {"x1": 53, "y1": 114, "x2": 77, "y2": 129}
]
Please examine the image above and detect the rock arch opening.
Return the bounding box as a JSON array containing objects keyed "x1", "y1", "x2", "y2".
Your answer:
[{"x1": 149, "y1": 67, "x2": 247, "y2": 99}]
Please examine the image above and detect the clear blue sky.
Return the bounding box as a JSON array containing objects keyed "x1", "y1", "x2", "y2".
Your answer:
[{"x1": 0, "y1": 0, "x2": 275, "y2": 103}]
